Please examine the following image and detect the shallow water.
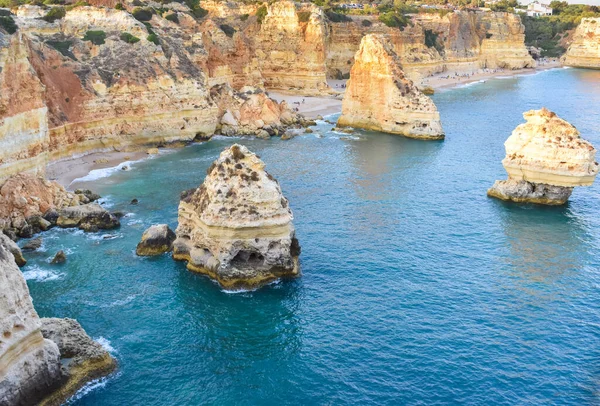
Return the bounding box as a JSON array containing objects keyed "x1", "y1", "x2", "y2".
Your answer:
[{"x1": 24, "y1": 68, "x2": 600, "y2": 405}]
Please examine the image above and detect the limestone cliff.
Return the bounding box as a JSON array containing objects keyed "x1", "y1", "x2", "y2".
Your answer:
[
  {"x1": 0, "y1": 244, "x2": 62, "y2": 405},
  {"x1": 173, "y1": 144, "x2": 300, "y2": 290},
  {"x1": 479, "y1": 12, "x2": 535, "y2": 69},
  {"x1": 337, "y1": 34, "x2": 444, "y2": 140},
  {"x1": 488, "y1": 108, "x2": 599, "y2": 205},
  {"x1": 562, "y1": 17, "x2": 600, "y2": 69}
]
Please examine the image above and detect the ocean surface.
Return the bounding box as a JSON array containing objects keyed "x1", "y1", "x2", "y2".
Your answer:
[{"x1": 23, "y1": 68, "x2": 600, "y2": 405}]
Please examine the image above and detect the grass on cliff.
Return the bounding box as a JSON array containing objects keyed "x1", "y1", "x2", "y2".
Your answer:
[
  {"x1": 326, "y1": 11, "x2": 352, "y2": 23},
  {"x1": 120, "y1": 32, "x2": 140, "y2": 44},
  {"x1": 47, "y1": 40, "x2": 75, "y2": 59},
  {"x1": 165, "y1": 12, "x2": 178, "y2": 23},
  {"x1": 255, "y1": 5, "x2": 267, "y2": 24},
  {"x1": 0, "y1": 15, "x2": 17, "y2": 34},
  {"x1": 132, "y1": 7, "x2": 153, "y2": 21},
  {"x1": 83, "y1": 30, "x2": 106, "y2": 45},
  {"x1": 219, "y1": 24, "x2": 235, "y2": 38},
  {"x1": 184, "y1": 0, "x2": 208, "y2": 19},
  {"x1": 42, "y1": 6, "x2": 66, "y2": 23}
]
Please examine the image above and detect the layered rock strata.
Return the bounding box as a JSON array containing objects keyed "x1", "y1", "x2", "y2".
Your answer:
[
  {"x1": 136, "y1": 224, "x2": 176, "y2": 256},
  {"x1": 337, "y1": 34, "x2": 444, "y2": 140},
  {"x1": 173, "y1": 144, "x2": 300, "y2": 290},
  {"x1": 562, "y1": 18, "x2": 600, "y2": 69},
  {"x1": 488, "y1": 108, "x2": 599, "y2": 205}
]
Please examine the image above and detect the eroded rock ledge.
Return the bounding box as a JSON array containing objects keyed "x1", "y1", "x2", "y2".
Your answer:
[
  {"x1": 488, "y1": 108, "x2": 599, "y2": 205},
  {"x1": 173, "y1": 144, "x2": 300, "y2": 290},
  {"x1": 337, "y1": 34, "x2": 444, "y2": 140}
]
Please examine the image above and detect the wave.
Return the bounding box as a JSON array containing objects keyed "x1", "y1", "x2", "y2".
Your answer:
[
  {"x1": 86, "y1": 233, "x2": 123, "y2": 241},
  {"x1": 22, "y1": 266, "x2": 63, "y2": 282},
  {"x1": 65, "y1": 371, "x2": 122, "y2": 405},
  {"x1": 95, "y1": 337, "x2": 117, "y2": 354},
  {"x1": 70, "y1": 158, "x2": 147, "y2": 184},
  {"x1": 221, "y1": 279, "x2": 281, "y2": 294}
]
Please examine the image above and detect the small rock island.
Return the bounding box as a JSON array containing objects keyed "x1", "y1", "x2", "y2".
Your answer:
[
  {"x1": 336, "y1": 34, "x2": 444, "y2": 140},
  {"x1": 173, "y1": 144, "x2": 300, "y2": 290},
  {"x1": 488, "y1": 108, "x2": 599, "y2": 205}
]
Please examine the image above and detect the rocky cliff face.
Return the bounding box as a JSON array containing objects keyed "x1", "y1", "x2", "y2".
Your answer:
[
  {"x1": 173, "y1": 144, "x2": 300, "y2": 290},
  {"x1": 562, "y1": 17, "x2": 600, "y2": 69},
  {"x1": 337, "y1": 34, "x2": 444, "y2": 139},
  {"x1": 0, "y1": 244, "x2": 62, "y2": 406},
  {"x1": 488, "y1": 108, "x2": 599, "y2": 204}
]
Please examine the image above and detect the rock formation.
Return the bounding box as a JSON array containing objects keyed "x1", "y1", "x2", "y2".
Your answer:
[
  {"x1": 337, "y1": 34, "x2": 444, "y2": 140},
  {"x1": 57, "y1": 203, "x2": 120, "y2": 231},
  {"x1": 0, "y1": 244, "x2": 62, "y2": 406},
  {"x1": 562, "y1": 17, "x2": 600, "y2": 69},
  {"x1": 488, "y1": 108, "x2": 599, "y2": 205},
  {"x1": 136, "y1": 224, "x2": 176, "y2": 256},
  {"x1": 173, "y1": 144, "x2": 300, "y2": 290},
  {"x1": 0, "y1": 233, "x2": 26, "y2": 266}
]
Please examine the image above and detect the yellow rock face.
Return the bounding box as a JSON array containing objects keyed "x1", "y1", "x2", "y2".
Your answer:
[
  {"x1": 337, "y1": 34, "x2": 444, "y2": 140},
  {"x1": 502, "y1": 108, "x2": 599, "y2": 187},
  {"x1": 562, "y1": 18, "x2": 600, "y2": 69}
]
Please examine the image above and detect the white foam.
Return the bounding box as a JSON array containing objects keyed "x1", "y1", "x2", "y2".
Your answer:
[
  {"x1": 70, "y1": 158, "x2": 146, "y2": 185},
  {"x1": 22, "y1": 266, "x2": 63, "y2": 282},
  {"x1": 221, "y1": 279, "x2": 281, "y2": 294},
  {"x1": 86, "y1": 233, "x2": 123, "y2": 241},
  {"x1": 65, "y1": 371, "x2": 121, "y2": 405},
  {"x1": 95, "y1": 337, "x2": 117, "y2": 354}
]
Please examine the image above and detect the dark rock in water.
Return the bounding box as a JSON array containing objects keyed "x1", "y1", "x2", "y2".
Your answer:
[
  {"x1": 22, "y1": 237, "x2": 42, "y2": 251},
  {"x1": 0, "y1": 233, "x2": 26, "y2": 266},
  {"x1": 136, "y1": 224, "x2": 176, "y2": 256},
  {"x1": 18, "y1": 224, "x2": 33, "y2": 239},
  {"x1": 39, "y1": 318, "x2": 117, "y2": 406},
  {"x1": 75, "y1": 189, "x2": 101, "y2": 203},
  {"x1": 43, "y1": 209, "x2": 60, "y2": 226},
  {"x1": 57, "y1": 203, "x2": 120, "y2": 231},
  {"x1": 51, "y1": 250, "x2": 67, "y2": 264},
  {"x1": 112, "y1": 211, "x2": 125, "y2": 219},
  {"x1": 27, "y1": 215, "x2": 52, "y2": 233},
  {"x1": 3, "y1": 228, "x2": 18, "y2": 242},
  {"x1": 488, "y1": 179, "x2": 573, "y2": 205},
  {"x1": 130, "y1": 199, "x2": 139, "y2": 205}
]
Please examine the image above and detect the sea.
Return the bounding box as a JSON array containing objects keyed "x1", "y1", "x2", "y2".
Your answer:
[{"x1": 22, "y1": 67, "x2": 600, "y2": 405}]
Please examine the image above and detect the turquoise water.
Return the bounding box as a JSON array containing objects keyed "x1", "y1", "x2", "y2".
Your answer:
[{"x1": 23, "y1": 68, "x2": 600, "y2": 405}]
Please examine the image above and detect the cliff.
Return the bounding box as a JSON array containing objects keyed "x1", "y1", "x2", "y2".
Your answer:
[
  {"x1": 337, "y1": 34, "x2": 444, "y2": 139},
  {"x1": 173, "y1": 144, "x2": 300, "y2": 290},
  {"x1": 488, "y1": 108, "x2": 599, "y2": 205},
  {"x1": 562, "y1": 17, "x2": 600, "y2": 69}
]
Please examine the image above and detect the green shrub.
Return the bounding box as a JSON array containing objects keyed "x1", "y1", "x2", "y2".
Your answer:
[
  {"x1": 219, "y1": 23, "x2": 235, "y2": 37},
  {"x1": 132, "y1": 0, "x2": 144, "y2": 6},
  {"x1": 132, "y1": 7, "x2": 153, "y2": 21},
  {"x1": 256, "y1": 4, "x2": 267, "y2": 24},
  {"x1": 43, "y1": 0, "x2": 63, "y2": 5},
  {"x1": 165, "y1": 12, "x2": 178, "y2": 23},
  {"x1": 143, "y1": 21, "x2": 155, "y2": 34},
  {"x1": 47, "y1": 40, "x2": 74, "y2": 58},
  {"x1": 424, "y1": 29, "x2": 444, "y2": 53},
  {"x1": 0, "y1": 15, "x2": 16, "y2": 34},
  {"x1": 240, "y1": 13, "x2": 248, "y2": 21},
  {"x1": 120, "y1": 32, "x2": 140, "y2": 43},
  {"x1": 115, "y1": 2, "x2": 124, "y2": 10},
  {"x1": 42, "y1": 7, "x2": 66, "y2": 23},
  {"x1": 325, "y1": 11, "x2": 351, "y2": 23},
  {"x1": 297, "y1": 11, "x2": 310, "y2": 22},
  {"x1": 65, "y1": 1, "x2": 88, "y2": 11},
  {"x1": 83, "y1": 30, "x2": 106, "y2": 45},
  {"x1": 147, "y1": 33, "x2": 159, "y2": 44},
  {"x1": 184, "y1": 0, "x2": 207, "y2": 19},
  {"x1": 361, "y1": 19, "x2": 372, "y2": 27},
  {"x1": 378, "y1": 12, "x2": 409, "y2": 30}
]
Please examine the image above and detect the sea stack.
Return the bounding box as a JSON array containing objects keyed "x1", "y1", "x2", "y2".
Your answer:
[
  {"x1": 562, "y1": 17, "x2": 600, "y2": 69},
  {"x1": 337, "y1": 34, "x2": 444, "y2": 140},
  {"x1": 173, "y1": 144, "x2": 300, "y2": 290},
  {"x1": 488, "y1": 108, "x2": 599, "y2": 205}
]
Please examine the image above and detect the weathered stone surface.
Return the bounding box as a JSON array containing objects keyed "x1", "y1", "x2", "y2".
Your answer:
[
  {"x1": 136, "y1": 224, "x2": 176, "y2": 256},
  {"x1": 173, "y1": 144, "x2": 300, "y2": 290},
  {"x1": 562, "y1": 17, "x2": 600, "y2": 69},
  {"x1": 39, "y1": 318, "x2": 116, "y2": 406},
  {"x1": 22, "y1": 237, "x2": 42, "y2": 252},
  {"x1": 0, "y1": 244, "x2": 63, "y2": 406},
  {"x1": 488, "y1": 108, "x2": 598, "y2": 205},
  {"x1": 337, "y1": 34, "x2": 444, "y2": 140},
  {"x1": 57, "y1": 203, "x2": 120, "y2": 231},
  {"x1": 50, "y1": 250, "x2": 66, "y2": 264},
  {"x1": 0, "y1": 233, "x2": 26, "y2": 266}
]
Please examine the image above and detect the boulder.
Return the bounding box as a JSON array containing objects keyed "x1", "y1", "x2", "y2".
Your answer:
[
  {"x1": 0, "y1": 233, "x2": 26, "y2": 266},
  {"x1": 173, "y1": 144, "x2": 301, "y2": 290},
  {"x1": 22, "y1": 237, "x2": 42, "y2": 251},
  {"x1": 136, "y1": 224, "x2": 176, "y2": 256},
  {"x1": 51, "y1": 250, "x2": 66, "y2": 264},
  {"x1": 57, "y1": 203, "x2": 120, "y2": 231}
]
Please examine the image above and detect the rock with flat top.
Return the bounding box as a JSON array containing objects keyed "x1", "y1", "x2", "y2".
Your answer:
[
  {"x1": 57, "y1": 203, "x2": 120, "y2": 231},
  {"x1": 136, "y1": 224, "x2": 176, "y2": 256}
]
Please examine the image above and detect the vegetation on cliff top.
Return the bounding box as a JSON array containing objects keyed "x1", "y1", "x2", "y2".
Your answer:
[
  {"x1": 120, "y1": 32, "x2": 140, "y2": 44},
  {"x1": 83, "y1": 30, "x2": 106, "y2": 45},
  {"x1": 42, "y1": 6, "x2": 65, "y2": 22}
]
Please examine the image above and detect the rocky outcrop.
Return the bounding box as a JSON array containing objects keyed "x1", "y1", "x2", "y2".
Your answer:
[
  {"x1": 337, "y1": 34, "x2": 444, "y2": 140},
  {"x1": 38, "y1": 318, "x2": 116, "y2": 406},
  {"x1": 57, "y1": 203, "x2": 120, "y2": 231},
  {"x1": 0, "y1": 243, "x2": 62, "y2": 405},
  {"x1": 136, "y1": 224, "x2": 176, "y2": 256},
  {"x1": 479, "y1": 12, "x2": 535, "y2": 69},
  {"x1": 173, "y1": 144, "x2": 300, "y2": 290},
  {"x1": 0, "y1": 233, "x2": 26, "y2": 266},
  {"x1": 488, "y1": 108, "x2": 599, "y2": 205},
  {"x1": 562, "y1": 17, "x2": 600, "y2": 69}
]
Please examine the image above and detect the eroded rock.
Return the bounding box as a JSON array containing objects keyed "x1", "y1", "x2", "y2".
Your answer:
[
  {"x1": 136, "y1": 224, "x2": 176, "y2": 256},
  {"x1": 57, "y1": 203, "x2": 120, "y2": 231}
]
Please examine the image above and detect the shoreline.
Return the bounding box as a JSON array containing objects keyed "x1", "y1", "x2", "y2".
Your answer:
[{"x1": 47, "y1": 62, "x2": 563, "y2": 189}]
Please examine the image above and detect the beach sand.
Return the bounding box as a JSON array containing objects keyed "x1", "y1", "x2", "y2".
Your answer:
[{"x1": 47, "y1": 61, "x2": 561, "y2": 188}]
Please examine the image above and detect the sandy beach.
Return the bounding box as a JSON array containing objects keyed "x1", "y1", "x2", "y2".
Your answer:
[{"x1": 47, "y1": 61, "x2": 561, "y2": 189}]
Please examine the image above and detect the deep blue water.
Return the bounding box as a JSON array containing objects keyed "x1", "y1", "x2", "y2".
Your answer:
[{"x1": 22, "y1": 68, "x2": 600, "y2": 405}]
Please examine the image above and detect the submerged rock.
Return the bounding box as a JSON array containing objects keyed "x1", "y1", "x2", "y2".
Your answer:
[
  {"x1": 57, "y1": 203, "x2": 120, "y2": 231},
  {"x1": 51, "y1": 250, "x2": 66, "y2": 264},
  {"x1": 39, "y1": 318, "x2": 117, "y2": 406},
  {"x1": 488, "y1": 108, "x2": 599, "y2": 205},
  {"x1": 173, "y1": 144, "x2": 301, "y2": 290},
  {"x1": 136, "y1": 225, "x2": 176, "y2": 256},
  {"x1": 337, "y1": 34, "x2": 444, "y2": 140}
]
